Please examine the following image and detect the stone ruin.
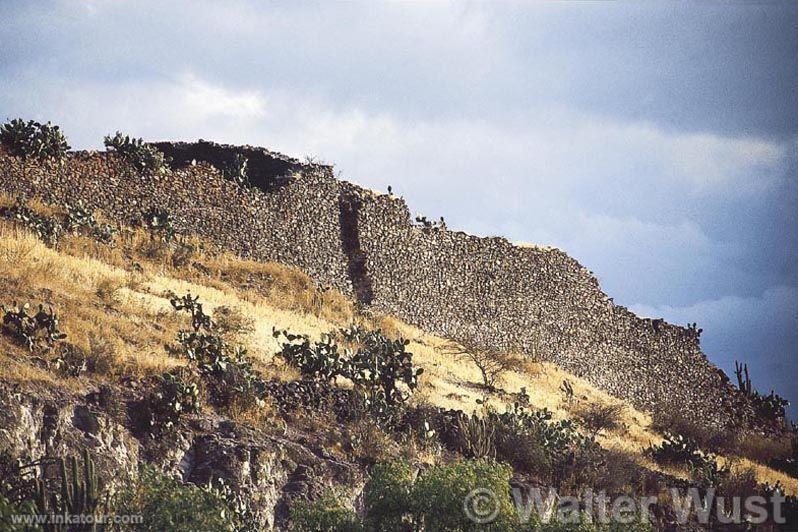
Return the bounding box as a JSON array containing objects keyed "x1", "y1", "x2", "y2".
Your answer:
[{"x1": 0, "y1": 140, "x2": 760, "y2": 433}]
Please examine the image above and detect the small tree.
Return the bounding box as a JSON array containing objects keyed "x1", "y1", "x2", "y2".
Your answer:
[
  {"x1": 443, "y1": 341, "x2": 521, "y2": 391},
  {"x1": 573, "y1": 402, "x2": 625, "y2": 438}
]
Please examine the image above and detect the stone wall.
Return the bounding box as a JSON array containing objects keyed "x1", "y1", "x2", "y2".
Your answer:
[
  {"x1": 0, "y1": 141, "x2": 754, "y2": 431},
  {"x1": 0, "y1": 148, "x2": 352, "y2": 294}
]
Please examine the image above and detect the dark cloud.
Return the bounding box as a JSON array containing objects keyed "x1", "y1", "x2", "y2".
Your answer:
[{"x1": 1, "y1": 0, "x2": 795, "y2": 412}]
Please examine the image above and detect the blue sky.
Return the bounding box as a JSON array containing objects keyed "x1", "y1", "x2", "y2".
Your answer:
[{"x1": 2, "y1": 1, "x2": 796, "y2": 412}]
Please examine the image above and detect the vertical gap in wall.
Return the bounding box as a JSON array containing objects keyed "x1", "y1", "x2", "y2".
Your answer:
[{"x1": 338, "y1": 191, "x2": 374, "y2": 305}]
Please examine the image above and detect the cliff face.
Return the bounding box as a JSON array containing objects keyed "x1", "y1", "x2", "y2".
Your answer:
[
  {"x1": 0, "y1": 383, "x2": 363, "y2": 530},
  {"x1": 0, "y1": 141, "x2": 753, "y2": 431}
]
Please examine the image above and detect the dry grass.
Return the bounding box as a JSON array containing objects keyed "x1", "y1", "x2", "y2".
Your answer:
[
  {"x1": 572, "y1": 401, "x2": 626, "y2": 437},
  {"x1": 727, "y1": 432, "x2": 793, "y2": 465},
  {"x1": 0, "y1": 200, "x2": 795, "y2": 495},
  {"x1": 0, "y1": 349, "x2": 60, "y2": 387}
]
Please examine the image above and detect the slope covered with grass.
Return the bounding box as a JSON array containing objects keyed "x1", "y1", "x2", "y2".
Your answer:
[{"x1": 0, "y1": 194, "x2": 794, "y2": 502}]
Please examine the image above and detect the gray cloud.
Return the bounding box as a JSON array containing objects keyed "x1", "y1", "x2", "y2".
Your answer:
[{"x1": 1, "y1": 1, "x2": 796, "y2": 412}]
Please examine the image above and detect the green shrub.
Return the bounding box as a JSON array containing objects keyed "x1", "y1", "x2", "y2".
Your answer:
[
  {"x1": 1, "y1": 198, "x2": 63, "y2": 246},
  {"x1": 145, "y1": 372, "x2": 202, "y2": 434},
  {"x1": 751, "y1": 391, "x2": 790, "y2": 422},
  {"x1": 0, "y1": 494, "x2": 39, "y2": 531},
  {"x1": 313, "y1": 457, "x2": 653, "y2": 532},
  {"x1": 139, "y1": 208, "x2": 176, "y2": 242},
  {"x1": 646, "y1": 433, "x2": 715, "y2": 471},
  {"x1": 1, "y1": 198, "x2": 116, "y2": 247},
  {"x1": 770, "y1": 436, "x2": 798, "y2": 478},
  {"x1": 110, "y1": 466, "x2": 237, "y2": 531},
  {"x1": 649, "y1": 406, "x2": 732, "y2": 452},
  {"x1": 104, "y1": 132, "x2": 169, "y2": 175},
  {"x1": 341, "y1": 326, "x2": 423, "y2": 410},
  {"x1": 273, "y1": 329, "x2": 346, "y2": 383},
  {"x1": 488, "y1": 403, "x2": 588, "y2": 482},
  {"x1": 169, "y1": 294, "x2": 267, "y2": 409},
  {"x1": 1, "y1": 301, "x2": 67, "y2": 352},
  {"x1": 274, "y1": 325, "x2": 423, "y2": 424},
  {"x1": 290, "y1": 494, "x2": 362, "y2": 532},
  {"x1": 528, "y1": 515, "x2": 652, "y2": 532},
  {"x1": 364, "y1": 460, "x2": 415, "y2": 531},
  {"x1": 573, "y1": 402, "x2": 624, "y2": 438},
  {"x1": 175, "y1": 331, "x2": 267, "y2": 409},
  {"x1": 0, "y1": 118, "x2": 70, "y2": 161},
  {"x1": 169, "y1": 292, "x2": 213, "y2": 332},
  {"x1": 64, "y1": 201, "x2": 116, "y2": 243},
  {"x1": 51, "y1": 344, "x2": 88, "y2": 377},
  {"x1": 410, "y1": 459, "x2": 517, "y2": 531}
]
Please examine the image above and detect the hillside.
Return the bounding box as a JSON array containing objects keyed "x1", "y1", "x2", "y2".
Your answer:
[
  {"x1": 0, "y1": 141, "x2": 758, "y2": 434},
  {"x1": 0, "y1": 135, "x2": 796, "y2": 530}
]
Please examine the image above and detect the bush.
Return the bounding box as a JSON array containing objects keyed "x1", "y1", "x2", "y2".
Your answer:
[
  {"x1": 1, "y1": 301, "x2": 67, "y2": 351},
  {"x1": 104, "y1": 132, "x2": 169, "y2": 175},
  {"x1": 1, "y1": 197, "x2": 116, "y2": 247},
  {"x1": 314, "y1": 458, "x2": 652, "y2": 532},
  {"x1": 290, "y1": 494, "x2": 362, "y2": 532},
  {"x1": 443, "y1": 341, "x2": 521, "y2": 391},
  {"x1": 274, "y1": 329, "x2": 347, "y2": 383},
  {"x1": 111, "y1": 466, "x2": 237, "y2": 531},
  {"x1": 0, "y1": 494, "x2": 39, "y2": 531},
  {"x1": 1, "y1": 198, "x2": 63, "y2": 246},
  {"x1": 650, "y1": 406, "x2": 732, "y2": 453},
  {"x1": 213, "y1": 305, "x2": 254, "y2": 339},
  {"x1": 410, "y1": 459, "x2": 518, "y2": 531},
  {"x1": 0, "y1": 118, "x2": 70, "y2": 161},
  {"x1": 364, "y1": 460, "x2": 415, "y2": 531},
  {"x1": 770, "y1": 436, "x2": 798, "y2": 478},
  {"x1": 573, "y1": 402, "x2": 625, "y2": 437},
  {"x1": 139, "y1": 208, "x2": 176, "y2": 242},
  {"x1": 65, "y1": 201, "x2": 116, "y2": 243},
  {"x1": 51, "y1": 343, "x2": 88, "y2": 377},
  {"x1": 175, "y1": 331, "x2": 267, "y2": 409},
  {"x1": 751, "y1": 392, "x2": 790, "y2": 423},
  {"x1": 488, "y1": 403, "x2": 588, "y2": 482},
  {"x1": 341, "y1": 326, "x2": 423, "y2": 410},
  {"x1": 716, "y1": 465, "x2": 759, "y2": 500},
  {"x1": 169, "y1": 292, "x2": 213, "y2": 332},
  {"x1": 169, "y1": 293, "x2": 267, "y2": 410},
  {"x1": 144, "y1": 372, "x2": 202, "y2": 434},
  {"x1": 646, "y1": 433, "x2": 715, "y2": 470},
  {"x1": 274, "y1": 326, "x2": 423, "y2": 425}
]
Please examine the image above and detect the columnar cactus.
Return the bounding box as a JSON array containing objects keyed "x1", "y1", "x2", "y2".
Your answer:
[{"x1": 33, "y1": 450, "x2": 102, "y2": 532}]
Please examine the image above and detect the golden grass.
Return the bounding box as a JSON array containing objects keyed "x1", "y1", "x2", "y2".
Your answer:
[
  {"x1": 0, "y1": 349, "x2": 59, "y2": 387},
  {"x1": 0, "y1": 200, "x2": 794, "y2": 495}
]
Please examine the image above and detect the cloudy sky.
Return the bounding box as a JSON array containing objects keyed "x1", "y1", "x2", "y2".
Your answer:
[{"x1": 2, "y1": 1, "x2": 796, "y2": 412}]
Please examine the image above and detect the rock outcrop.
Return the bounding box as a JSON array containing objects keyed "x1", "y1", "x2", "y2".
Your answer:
[{"x1": 0, "y1": 383, "x2": 364, "y2": 530}]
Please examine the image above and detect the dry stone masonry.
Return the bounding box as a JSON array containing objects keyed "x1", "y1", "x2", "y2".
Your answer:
[{"x1": 0, "y1": 141, "x2": 756, "y2": 432}]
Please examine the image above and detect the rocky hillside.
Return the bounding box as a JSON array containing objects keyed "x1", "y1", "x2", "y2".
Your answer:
[
  {"x1": 0, "y1": 127, "x2": 795, "y2": 530},
  {"x1": 0, "y1": 138, "x2": 768, "y2": 434}
]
